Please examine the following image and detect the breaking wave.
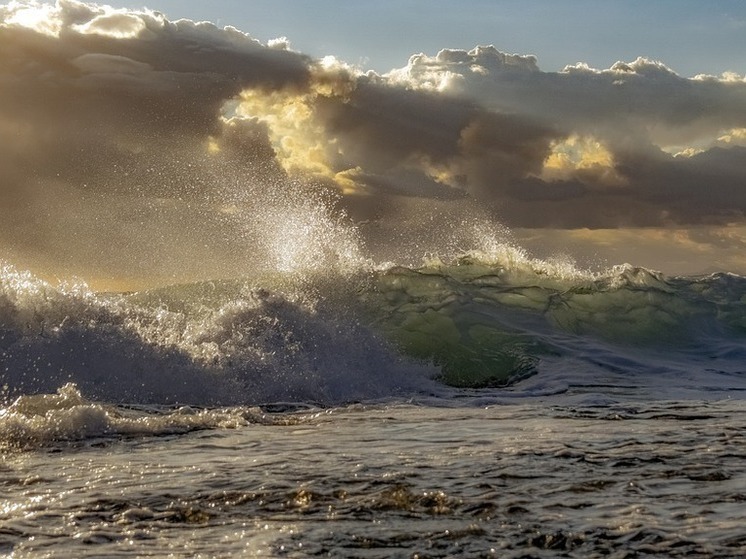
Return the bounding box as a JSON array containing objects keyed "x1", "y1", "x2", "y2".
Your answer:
[{"x1": 2, "y1": 249, "x2": 745, "y2": 408}]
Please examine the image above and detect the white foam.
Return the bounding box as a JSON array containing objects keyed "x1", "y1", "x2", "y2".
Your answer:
[{"x1": 0, "y1": 384, "x2": 250, "y2": 449}]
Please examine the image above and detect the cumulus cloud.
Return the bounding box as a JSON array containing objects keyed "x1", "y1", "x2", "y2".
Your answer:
[
  {"x1": 0, "y1": 0, "x2": 311, "y2": 282},
  {"x1": 232, "y1": 42, "x2": 746, "y2": 230},
  {"x1": 378, "y1": 48, "x2": 746, "y2": 227},
  {"x1": 3, "y1": 1, "x2": 746, "y2": 282}
]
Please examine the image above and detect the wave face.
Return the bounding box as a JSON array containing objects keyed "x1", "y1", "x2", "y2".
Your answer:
[
  {"x1": 365, "y1": 259, "x2": 746, "y2": 388},
  {"x1": 2, "y1": 255, "x2": 745, "y2": 406}
]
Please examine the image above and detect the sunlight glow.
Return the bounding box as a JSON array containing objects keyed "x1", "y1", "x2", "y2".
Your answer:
[
  {"x1": 540, "y1": 134, "x2": 625, "y2": 186},
  {"x1": 5, "y1": 4, "x2": 60, "y2": 35},
  {"x1": 232, "y1": 62, "x2": 366, "y2": 193},
  {"x1": 206, "y1": 136, "x2": 222, "y2": 154}
]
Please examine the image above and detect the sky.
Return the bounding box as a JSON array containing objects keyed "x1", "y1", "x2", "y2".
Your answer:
[
  {"x1": 48, "y1": 0, "x2": 746, "y2": 78},
  {"x1": 2, "y1": 1, "x2": 746, "y2": 287}
]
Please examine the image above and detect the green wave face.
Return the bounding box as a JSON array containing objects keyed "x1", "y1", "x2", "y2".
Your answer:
[
  {"x1": 361, "y1": 261, "x2": 746, "y2": 388},
  {"x1": 360, "y1": 268, "x2": 543, "y2": 387}
]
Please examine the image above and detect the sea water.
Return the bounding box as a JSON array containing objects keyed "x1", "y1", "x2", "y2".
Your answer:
[
  {"x1": 2, "y1": 254, "x2": 746, "y2": 557},
  {"x1": 2, "y1": 395, "x2": 746, "y2": 558}
]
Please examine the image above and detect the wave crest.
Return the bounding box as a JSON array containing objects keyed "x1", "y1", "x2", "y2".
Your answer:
[{"x1": 2, "y1": 255, "x2": 745, "y2": 404}]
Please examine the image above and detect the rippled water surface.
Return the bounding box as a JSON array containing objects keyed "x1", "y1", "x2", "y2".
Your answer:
[{"x1": 3, "y1": 400, "x2": 746, "y2": 558}]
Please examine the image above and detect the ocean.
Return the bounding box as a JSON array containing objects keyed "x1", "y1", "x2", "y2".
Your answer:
[{"x1": 2, "y1": 251, "x2": 746, "y2": 558}]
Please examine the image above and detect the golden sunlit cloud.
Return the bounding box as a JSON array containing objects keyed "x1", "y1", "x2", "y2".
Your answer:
[
  {"x1": 718, "y1": 127, "x2": 746, "y2": 146},
  {"x1": 332, "y1": 167, "x2": 367, "y2": 195},
  {"x1": 232, "y1": 58, "x2": 366, "y2": 192},
  {"x1": 235, "y1": 88, "x2": 328, "y2": 176},
  {"x1": 539, "y1": 134, "x2": 625, "y2": 186},
  {"x1": 672, "y1": 147, "x2": 705, "y2": 158}
]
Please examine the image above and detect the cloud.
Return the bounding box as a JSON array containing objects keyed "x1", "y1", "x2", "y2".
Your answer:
[
  {"x1": 0, "y1": 0, "x2": 315, "y2": 282},
  {"x1": 392, "y1": 50, "x2": 746, "y2": 144},
  {"x1": 234, "y1": 57, "x2": 558, "y2": 211},
  {"x1": 230, "y1": 43, "x2": 746, "y2": 230},
  {"x1": 3, "y1": 1, "x2": 746, "y2": 283}
]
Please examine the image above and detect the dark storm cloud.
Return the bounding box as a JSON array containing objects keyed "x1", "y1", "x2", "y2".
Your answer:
[
  {"x1": 0, "y1": 0, "x2": 307, "y2": 279},
  {"x1": 228, "y1": 43, "x2": 746, "y2": 229},
  {"x1": 0, "y1": 1, "x2": 310, "y2": 172},
  {"x1": 3, "y1": 1, "x2": 746, "y2": 283},
  {"x1": 327, "y1": 47, "x2": 746, "y2": 228},
  {"x1": 315, "y1": 78, "x2": 556, "y2": 189}
]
